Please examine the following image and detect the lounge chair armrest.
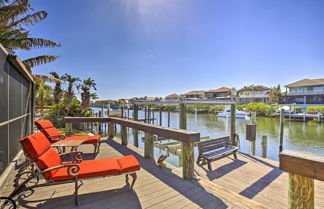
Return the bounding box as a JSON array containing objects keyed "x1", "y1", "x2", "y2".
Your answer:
[
  {"x1": 41, "y1": 164, "x2": 80, "y2": 178},
  {"x1": 60, "y1": 152, "x2": 84, "y2": 162},
  {"x1": 48, "y1": 134, "x2": 65, "y2": 140}
]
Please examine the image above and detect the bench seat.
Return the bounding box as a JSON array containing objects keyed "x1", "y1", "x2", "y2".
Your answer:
[
  {"x1": 197, "y1": 136, "x2": 238, "y2": 170},
  {"x1": 201, "y1": 146, "x2": 239, "y2": 160}
]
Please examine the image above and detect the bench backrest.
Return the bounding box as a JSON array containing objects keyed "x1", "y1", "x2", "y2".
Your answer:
[{"x1": 197, "y1": 136, "x2": 230, "y2": 155}]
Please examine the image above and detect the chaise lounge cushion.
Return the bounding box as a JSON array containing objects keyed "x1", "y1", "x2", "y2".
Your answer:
[
  {"x1": 20, "y1": 132, "x2": 51, "y2": 159},
  {"x1": 118, "y1": 155, "x2": 141, "y2": 173},
  {"x1": 35, "y1": 120, "x2": 101, "y2": 144},
  {"x1": 52, "y1": 155, "x2": 140, "y2": 181},
  {"x1": 36, "y1": 148, "x2": 63, "y2": 179}
]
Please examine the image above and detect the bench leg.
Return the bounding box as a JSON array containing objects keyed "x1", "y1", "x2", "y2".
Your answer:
[
  {"x1": 233, "y1": 151, "x2": 238, "y2": 160},
  {"x1": 208, "y1": 160, "x2": 212, "y2": 171},
  {"x1": 196, "y1": 156, "x2": 201, "y2": 165}
]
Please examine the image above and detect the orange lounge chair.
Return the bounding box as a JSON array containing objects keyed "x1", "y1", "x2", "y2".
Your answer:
[
  {"x1": 3, "y1": 132, "x2": 140, "y2": 208},
  {"x1": 35, "y1": 120, "x2": 101, "y2": 153}
]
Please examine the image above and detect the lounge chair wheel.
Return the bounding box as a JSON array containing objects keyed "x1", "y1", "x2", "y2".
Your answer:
[{"x1": 0, "y1": 197, "x2": 17, "y2": 209}]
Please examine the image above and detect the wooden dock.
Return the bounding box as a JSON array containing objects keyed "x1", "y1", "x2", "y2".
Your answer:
[
  {"x1": 195, "y1": 152, "x2": 324, "y2": 209},
  {"x1": 0, "y1": 136, "x2": 268, "y2": 209}
]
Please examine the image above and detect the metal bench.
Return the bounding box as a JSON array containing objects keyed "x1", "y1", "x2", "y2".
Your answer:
[{"x1": 196, "y1": 136, "x2": 238, "y2": 170}]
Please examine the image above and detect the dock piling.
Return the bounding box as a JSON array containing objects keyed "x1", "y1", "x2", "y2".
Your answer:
[
  {"x1": 279, "y1": 108, "x2": 284, "y2": 153},
  {"x1": 261, "y1": 135, "x2": 267, "y2": 158},
  {"x1": 230, "y1": 104, "x2": 236, "y2": 146},
  {"x1": 121, "y1": 125, "x2": 127, "y2": 145},
  {"x1": 144, "y1": 132, "x2": 154, "y2": 158}
]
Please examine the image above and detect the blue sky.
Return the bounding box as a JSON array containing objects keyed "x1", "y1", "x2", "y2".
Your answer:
[{"x1": 18, "y1": 0, "x2": 324, "y2": 99}]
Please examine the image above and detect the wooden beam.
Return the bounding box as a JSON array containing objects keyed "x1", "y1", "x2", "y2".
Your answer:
[
  {"x1": 280, "y1": 150, "x2": 324, "y2": 181},
  {"x1": 65, "y1": 117, "x2": 200, "y2": 143}
]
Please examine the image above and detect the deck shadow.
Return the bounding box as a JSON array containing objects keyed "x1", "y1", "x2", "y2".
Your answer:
[
  {"x1": 107, "y1": 139, "x2": 230, "y2": 209},
  {"x1": 239, "y1": 168, "x2": 283, "y2": 199},
  {"x1": 17, "y1": 185, "x2": 141, "y2": 209},
  {"x1": 200, "y1": 159, "x2": 247, "y2": 181}
]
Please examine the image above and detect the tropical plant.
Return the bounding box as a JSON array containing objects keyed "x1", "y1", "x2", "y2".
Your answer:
[
  {"x1": 0, "y1": 0, "x2": 60, "y2": 69},
  {"x1": 269, "y1": 85, "x2": 282, "y2": 104},
  {"x1": 62, "y1": 73, "x2": 80, "y2": 104},
  {"x1": 77, "y1": 78, "x2": 97, "y2": 111},
  {"x1": 35, "y1": 81, "x2": 53, "y2": 115},
  {"x1": 49, "y1": 72, "x2": 64, "y2": 104}
]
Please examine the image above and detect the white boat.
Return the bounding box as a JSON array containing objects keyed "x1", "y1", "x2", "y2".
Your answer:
[{"x1": 217, "y1": 106, "x2": 250, "y2": 119}]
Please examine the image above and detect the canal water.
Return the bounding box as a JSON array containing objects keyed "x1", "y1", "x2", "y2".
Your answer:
[{"x1": 93, "y1": 108, "x2": 324, "y2": 167}]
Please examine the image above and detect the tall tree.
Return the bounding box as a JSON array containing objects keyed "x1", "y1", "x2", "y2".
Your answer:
[
  {"x1": 62, "y1": 73, "x2": 80, "y2": 104},
  {"x1": 0, "y1": 0, "x2": 60, "y2": 69},
  {"x1": 269, "y1": 85, "x2": 282, "y2": 104},
  {"x1": 49, "y1": 72, "x2": 64, "y2": 104},
  {"x1": 77, "y1": 78, "x2": 97, "y2": 111}
]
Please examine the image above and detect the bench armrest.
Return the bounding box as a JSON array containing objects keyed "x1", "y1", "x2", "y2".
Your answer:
[
  {"x1": 60, "y1": 152, "x2": 84, "y2": 163},
  {"x1": 41, "y1": 164, "x2": 80, "y2": 178},
  {"x1": 48, "y1": 134, "x2": 65, "y2": 140}
]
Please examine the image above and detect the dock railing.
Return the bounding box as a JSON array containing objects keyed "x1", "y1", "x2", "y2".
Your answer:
[
  {"x1": 65, "y1": 117, "x2": 200, "y2": 179},
  {"x1": 280, "y1": 150, "x2": 324, "y2": 209}
]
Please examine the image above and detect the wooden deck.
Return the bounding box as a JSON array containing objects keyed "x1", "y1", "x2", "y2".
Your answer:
[
  {"x1": 195, "y1": 152, "x2": 324, "y2": 209},
  {"x1": 0, "y1": 136, "x2": 268, "y2": 209}
]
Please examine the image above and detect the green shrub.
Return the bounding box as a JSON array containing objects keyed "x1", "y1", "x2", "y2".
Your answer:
[{"x1": 307, "y1": 106, "x2": 324, "y2": 114}]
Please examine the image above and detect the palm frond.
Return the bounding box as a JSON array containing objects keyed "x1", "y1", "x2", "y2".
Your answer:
[
  {"x1": 0, "y1": 0, "x2": 30, "y2": 23},
  {"x1": 23, "y1": 55, "x2": 59, "y2": 69},
  {"x1": 33, "y1": 74, "x2": 62, "y2": 83},
  {"x1": 16, "y1": 37, "x2": 61, "y2": 50},
  {"x1": 7, "y1": 11, "x2": 47, "y2": 28}
]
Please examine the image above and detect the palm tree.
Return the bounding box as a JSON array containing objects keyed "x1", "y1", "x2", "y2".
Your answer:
[
  {"x1": 77, "y1": 78, "x2": 97, "y2": 111},
  {"x1": 62, "y1": 74, "x2": 80, "y2": 104},
  {"x1": 0, "y1": 0, "x2": 60, "y2": 69},
  {"x1": 269, "y1": 85, "x2": 282, "y2": 104},
  {"x1": 49, "y1": 72, "x2": 64, "y2": 104}
]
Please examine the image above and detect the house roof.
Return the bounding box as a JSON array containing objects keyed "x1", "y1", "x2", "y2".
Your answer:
[
  {"x1": 206, "y1": 87, "x2": 231, "y2": 93},
  {"x1": 239, "y1": 85, "x2": 270, "y2": 92},
  {"x1": 183, "y1": 90, "x2": 205, "y2": 95},
  {"x1": 285, "y1": 78, "x2": 324, "y2": 88},
  {"x1": 166, "y1": 94, "x2": 180, "y2": 98}
]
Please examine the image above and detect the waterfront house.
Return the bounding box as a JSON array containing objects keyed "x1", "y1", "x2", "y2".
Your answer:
[
  {"x1": 205, "y1": 87, "x2": 231, "y2": 100},
  {"x1": 181, "y1": 90, "x2": 206, "y2": 100},
  {"x1": 238, "y1": 85, "x2": 270, "y2": 104},
  {"x1": 283, "y1": 78, "x2": 324, "y2": 104},
  {"x1": 165, "y1": 93, "x2": 180, "y2": 101}
]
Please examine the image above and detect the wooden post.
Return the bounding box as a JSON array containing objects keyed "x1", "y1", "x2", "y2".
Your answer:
[
  {"x1": 127, "y1": 107, "x2": 130, "y2": 119},
  {"x1": 279, "y1": 150, "x2": 322, "y2": 209},
  {"x1": 152, "y1": 109, "x2": 155, "y2": 124},
  {"x1": 65, "y1": 122, "x2": 72, "y2": 135},
  {"x1": 182, "y1": 142, "x2": 194, "y2": 179},
  {"x1": 168, "y1": 110, "x2": 170, "y2": 127},
  {"x1": 121, "y1": 105, "x2": 124, "y2": 118},
  {"x1": 109, "y1": 122, "x2": 115, "y2": 137},
  {"x1": 230, "y1": 104, "x2": 236, "y2": 146},
  {"x1": 261, "y1": 135, "x2": 267, "y2": 158},
  {"x1": 133, "y1": 104, "x2": 138, "y2": 121},
  {"x1": 98, "y1": 111, "x2": 102, "y2": 134},
  {"x1": 159, "y1": 108, "x2": 162, "y2": 126},
  {"x1": 133, "y1": 129, "x2": 139, "y2": 147},
  {"x1": 121, "y1": 125, "x2": 127, "y2": 145},
  {"x1": 288, "y1": 173, "x2": 314, "y2": 209},
  {"x1": 144, "y1": 132, "x2": 154, "y2": 158},
  {"x1": 144, "y1": 107, "x2": 147, "y2": 123},
  {"x1": 251, "y1": 112, "x2": 256, "y2": 124},
  {"x1": 179, "y1": 103, "x2": 187, "y2": 130},
  {"x1": 279, "y1": 108, "x2": 284, "y2": 152},
  {"x1": 148, "y1": 108, "x2": 151, "y2": 123}
]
